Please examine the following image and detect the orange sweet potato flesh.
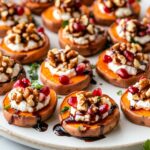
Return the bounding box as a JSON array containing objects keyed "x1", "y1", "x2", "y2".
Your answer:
[
  {"x1": 40, "y1": 62, "x2": 91, "y2": 95},
  {"x1": 93, "y1": 1, "x2": 140, "y2": 26},
  {"x1": 0, "y1": 7, "x2": 31, "y2": 38},
  {"x1": 121, "y1": 91, "x2": 150, "y2": 127},
  {"x1": 59, "y1": 91, "x2": 120, "y2": 137},
  {"x1": 42, "y1": 5, "x2": 89, "y2": 33},
  {"x1": 23, "y1": 1, "x2": 53, "y2": 15},
  {"x1": 3, "y1": 89, "x2": 57, "y2": 127},
  {"x1": 108, "y1": 23, "x2": 150, "y2": 53},
  {"x1": 96, "y1": 51, "x2": 150, "y2": 88},
  {"x1": 0, "y1": 34, "x2": 50, "y2": 64},
  {"x1": 146, "y1": 7, "x2": 150, "y2": 19},
  {"x1": 82, "y1": 0, "x2": 93, "y2": 6},
  {"x1": 58, "y1": 28, "x2": 107, "y2": 56}
]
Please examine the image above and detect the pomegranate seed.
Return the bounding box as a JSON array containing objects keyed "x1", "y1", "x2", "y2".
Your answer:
[
  {"x1": 68, "y1": 97, "x2": 77, "y2": 108},
  {"x1": 21, "y1": 78, "x2": 30, "y2": 87},
  {"x1": 37, "y1": 27, "x2": 44, "y2": 33},
  {"x1": 139, "y1": 76, "x2": 146, "y2": 80},
  {"x1": 99, "y1": 104, "x2": 109, "y2": 114},
  {"x1": 16, "y1": 6, "x2": 24, "y2": 16},
  {"x1": 128, "y1": 86, "x2": 139, "y2": 94},
  {"x1": 39, "y1": 93, "x2": 46, "y2": 102},
  {"x1": 59, "y1": 75, "x2": 70, "y2": 85},
  {"x1": 73, "y1": 22, "x2": 86, "y2": 32},
  {"x1": 89, "y1": 18, "x2": 95, "y2": 24},
  {"x1": 139, "y1": 31, "x2": 146, "y2": 36},
  {"x1": 128, "y1": 0, "x2": 135, "y2": 4},
  {"x1": 13, "y1": 80, "x2": 25, "y2": 88},
  {"x1": 40, "y1": 86, "x2": 50, "y2": 96},
  {"x1": 92, "y1": 88, "x2": 102, "y2": 96},
  {"x1": 124, "y1": 50, "x2": 134, "y2": 62},
  {"x1": 76, "y1": 63, "x2": 86, "y2": 75},
  {"x1": 117, "y1": 68, "x2": 130, "y2": 79},
  {"x1": 103, "y1": 55, "x2": 112, "y2": 63},
  {"x1": 104, "y1": 6, "x2": 111, "y2": 13}
]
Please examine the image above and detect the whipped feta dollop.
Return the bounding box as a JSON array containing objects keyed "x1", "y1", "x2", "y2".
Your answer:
[
  {"x1": 115, "y1": 7, "x2": 132, "y2": 18},
  {"x1": 8, "y1": 88, "x2": 50, "y2": 113}
]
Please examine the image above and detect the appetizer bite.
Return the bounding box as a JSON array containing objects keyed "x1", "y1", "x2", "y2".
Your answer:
[
  {"x1": 23, "y1": 0, "x2": 54, "y2": 15},
  {"x1": 0, "y1": 52, "x2": 25, "y2": 95},
  {"x1": 96, "y1": 42, "x2": 150, "y2": 88},
  {"x1": 0, "y1": 23, "x2": 50, "y2": 64},
  {"x1": 59, "y1": 15, "x2": 107, "y2": 56},
  {"x1": 42, "y1": 0, "x2": 89, "y2": 33},
  {"x1": 58, "y1": 89, "x2": 120, "y2": 138},
  {"x1": 92, "y1": 0, "x2": 140, "y2": 26},
  {"x1": 108, "y1": 19, "x2": 150, "y2": 52},
  {"x1": 40, "y1": 46, "x2": 92, "y2": 95},
  {"x1": 121, "y1": 78, "x2": 150, "y2": 127},
  {"x1": 3, "y1": 78, "x2": 57, "y2": 127},
  {"x1": 0, "y1": 1, "x2": 33, "y2": 37}
]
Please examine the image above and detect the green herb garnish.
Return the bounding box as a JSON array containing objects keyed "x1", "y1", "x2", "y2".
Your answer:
[
  {"x1": 99, "y1": 83, "x2": 103, "y2": 85},
  {"x1": 62, "y1": 20, "x2": 69, "y2": 28},
  {"x1": 31, "y1": 81, "x2": 43, "y2": 90},
  {"x1": 4, "y1": 105, "x2": 11, "y2": 110},
  {"x1": 91, "y1": 64, "x2": 96, "y2": 69},
  {"x1": 117, "y1": 90, "x2": 123, "y2": 96},
  {"x1": 28, "y1": 62, "x2": 40, "y2": 81},
  {"x1": 143, "y1": 140, "x2": 150, "y2": 150},
  {"x1": 61, "y1": 106, "x2": 69, "y2": 113},
  {"x1": 97, "y1": 96, "x2": 101, "y2": 102}
]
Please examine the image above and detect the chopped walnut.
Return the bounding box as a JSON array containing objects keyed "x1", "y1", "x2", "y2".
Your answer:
[{"x1": 5, "y1": 23, "x2": 44, "y2": 47}]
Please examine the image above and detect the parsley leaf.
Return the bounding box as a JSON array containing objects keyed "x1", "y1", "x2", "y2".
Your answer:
[
  {"x1": 4, "y1": 105, "x2": 11, "y2": 110},
  {"x1": 62, "y1": 20, "x2": 69, "y2": 28},
  {"x1": 31, "y1": 81, "x2": 43, "y2": 90},
  {"x1": 143, "y1": 140, "x2": 150, "y2": 150},
  {"x1": 117, "y1": 90, "x2": 123, "y2": 96},
  {"x1": 61, "y1": 106, "x2": 69, "y2": 113}
]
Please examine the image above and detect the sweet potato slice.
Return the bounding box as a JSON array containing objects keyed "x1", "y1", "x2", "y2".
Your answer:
[
  {"x1": 146, "y1": 7, "x2": 150, "y2": 19},
  {"x1": 92, "y1": 1, "x2": 140, "y2": 26},
  {"x1": 3, "y1": 89, "x2": 57, "y2": 127},
  {"x1": 0, "y1": 69, "x2": 25, "y2": 95},
  {"x1": 108, "y1": 23, "x2": 150, "y2": 53},
  {"x1": 96, "y1": 51, "x2": 150, "y2": 88},
  {"x1": 0, "y1": 7, "x2": 31, "y2": 38},
  {"x1": 121, "y1": 91, "x2": 150, "y2": 127},
  {"x1": 82, "y1": 0, "x2": 93, "y2": 6},
  {"x1": 0, "y1": 34, "x2": 50, "y2": 64},
  {"x1": 59, "y1": 91, "x2": 120, "y2": 137},
  {"x1": 23, "y1": 1, "x2": 53, "y2": 15},
  {"x1": 40, "y1": 62, "x2": 91, "y2": 95},
  {"x1": 58, "y1": 28, "x2": 107, "y2": 56},
  {"x1": 42, "y1": 6, "x2": 89, "y2": 33}
]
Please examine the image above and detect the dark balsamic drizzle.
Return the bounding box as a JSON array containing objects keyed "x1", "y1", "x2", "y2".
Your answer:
[
  {"x1": 90, "y1": 78, "x2": 97, "y2": 85},
  {"x1": 53, "y1": 124, "x2": 70, "y2": 136},
  {"x1": 33, "y1": 115, "x2": 48, "y2": 132}
]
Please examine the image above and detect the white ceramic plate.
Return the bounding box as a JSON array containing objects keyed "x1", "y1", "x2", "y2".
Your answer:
[{"x1": 0, "y1": 1, "x2": 150, "y2": 150}]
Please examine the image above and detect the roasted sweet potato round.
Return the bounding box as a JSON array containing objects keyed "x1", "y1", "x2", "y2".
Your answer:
[
  {"x1": 59, "y1": 91, "x2": 120, "y2": 137},
  {"x1": 121, "y1": 91, "x2": 150, "y2": 127},
  {"x1": 3, "y1": 89, "x2": 57, "y2": 127},
  {"x1": 40, "y1": 62, "x2": 91, "y2": 95}
]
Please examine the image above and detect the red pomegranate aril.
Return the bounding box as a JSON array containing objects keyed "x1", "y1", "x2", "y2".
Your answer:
[
  {"x1": 73, "y1": 22, "x2": 86, "y2": 32},
  {"x1": 139, "y1": 31, "x2": 146, "y2": 36},
  {"x1": 128, "y1": 0, "x2": 135, "y2": 4},
  {"x1": 89, "y1": 18, "x2": 95, "y2": 24},
  {"x1": 124, "y1": 50, "x2": 134, "y2": 62},
  {"x1": 104, "y1": 6, "x2": 111, "y2": 13},
  {"x1": 16, "y1": 6, "x2": 24, "y2": 16},
  {"x1": 40, "y1": 86, "x2": 50, "y2": 96},
  {"x1": 21, "y1": 78, "x2": 30, "y2": 87},
  {"x1": 99, "y1": 104, "x2": 109, "y2": 114},
  {"x1": 59, "y1": 75, "x2": 70, "y2": 85},
  {"x1": 117, "y1": 68, "x2": 130, "y2": 79},
  {"x1": 128, "y1": 86, "x2": 139, "y2": 94},
  {"x1": 39, "y1": 93, "x2": 46, "y2": 102},
  {"x1": 68, "y1": 97, "x2": 77, "y2": 108},
  {"x1": 103, "y1": 55, "x2": 112, "y2": 63},
  {"x1": 13, "y1": 80, "x2": 24, "y2": 88},
  {"x1": 76, "y1": 63, "x2": 86, "y2": 75},
  {"x1": 92, "y1": 88, "x2": 102, "y2": 96},
  {"x1": 139, "y1": 76, "x2": 146, "y2": 80},
  {"x1": 37, "y1": 27, "x2": 44, "y2": 33}
]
